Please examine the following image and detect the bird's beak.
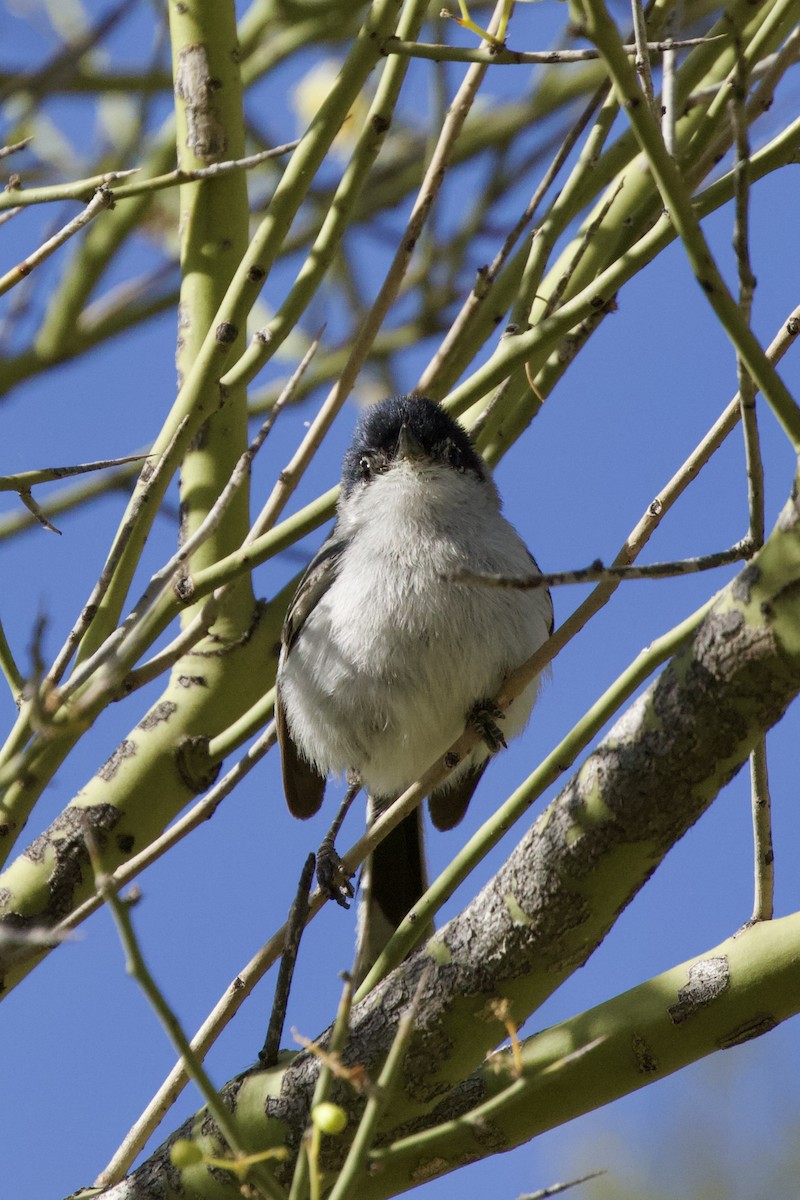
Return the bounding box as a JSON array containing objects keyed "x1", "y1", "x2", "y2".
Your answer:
[{"x1": 396, "y1": 421, "x2": 426, "y2": 461}]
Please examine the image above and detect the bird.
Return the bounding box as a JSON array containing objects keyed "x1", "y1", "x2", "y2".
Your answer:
[{"x1": 275, "y1": 394, "x2": 553, "y2": 979}]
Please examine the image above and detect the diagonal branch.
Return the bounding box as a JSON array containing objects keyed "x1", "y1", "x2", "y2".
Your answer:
[{"x1": 93, "y1": 477, "x2": 800, "y2": 1199}]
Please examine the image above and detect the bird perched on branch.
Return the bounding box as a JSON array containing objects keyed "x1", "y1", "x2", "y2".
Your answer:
[{"x1": 276, "y1": 394, "x2": 552, "y2": 979}]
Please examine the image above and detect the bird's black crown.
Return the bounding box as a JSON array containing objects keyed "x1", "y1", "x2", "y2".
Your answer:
[{"x1": 341, "y1": 395, "x2": 487, "y2": 495}]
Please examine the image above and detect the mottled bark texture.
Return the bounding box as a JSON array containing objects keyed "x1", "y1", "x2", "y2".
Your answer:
[{"x1": 86, "y1": 477, "x2": 800, "y2": 1200}]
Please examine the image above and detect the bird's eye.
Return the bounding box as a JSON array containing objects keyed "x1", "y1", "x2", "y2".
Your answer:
[
  {"x1": 359, "y1": 455, "x2": 373, "y2": 481},
  {"x1": 444, "y1": 440, "x2": 463, "y2": 470}
]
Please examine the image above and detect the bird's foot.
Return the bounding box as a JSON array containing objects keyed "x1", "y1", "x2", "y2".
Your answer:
[
  {"x1": 468, "y1": 699, "x2": 507, "y2": 753},
  {"x1": 316, "y1": 835, "x2": 356, "y2": 909}
]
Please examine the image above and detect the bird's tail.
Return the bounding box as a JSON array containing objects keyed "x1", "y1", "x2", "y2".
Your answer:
[{"x1": 355, "y1": 799, "x2": 431, "y2": 986}]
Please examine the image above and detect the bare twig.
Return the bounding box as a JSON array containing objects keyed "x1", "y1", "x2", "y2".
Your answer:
[
  {"x1": 17, "y1": 489, "x2": 61, "y2": 535},
  {"x1": 84, "y1": 824, "x2": 286, "y2": 1200},
  {"x1": 0, "y1": 142, "x2": 300, "y2": 212},
  {"x1": 539, "y1": 178, "x2": 625, "y2": 320},
  {"x1": 0, "y1": 187, "x2": 115, "y2": 298},
  {"x1": 260, "y1": 854, "x2": 316, "y2": 1069},
  {"x1": 750, "y1": 736, "x2": 774, "y2": 923},
  {"x1": 727, "y1": 51, "x2": 772, "y2": 930},
  {"x1": 325, "y1": 968, "x2": 431, "y2": 1200},
  {"x1": 0, "y1": 137, "x2": 33, "y2": 159},
  {"x1": 0, "y1": 452, "x2": 147, "y2": 492},
  {"x1": 237, "y1": 333, "x2": 326, "y2": 535},
  {"x1": 383, "y1": 35, "x2": 724, "y2": 65},
  {"x1": 55, "y1": 342, "x2": 309, "y2": 709},
  {"x1": 3, "y1": 453, "x2": 148, "y2": 536},
  {"x1": 683, "y1": 45, "x2": 800, "y2": 113},
  {"x1": 418, "y1": 82, "x2": 609, "y2": 395},
  {"x1": 0, "y1": 618, "x2": 23, "y2": 699},
  {"x1": 288, "y1": 978, "x2": 356, "y2": 1200},
  {"x1": 56, "y1": 720, "x2": 277, "y2": 938},
  {"x1": 660, "y1": 0, "x2": 684, "y2": 154},
  {"x1": 118, "y1": 602, "x2": 219, "y2": 696},
  {"x1": 729, "y1": 55, "x2": 763, "y2": 552},
  {"x1": 661, "y1": 38, "x2": 678, "y2": 155},
  {"x1": 246, "y1": 11, "x2": 500, "y2": 544},
  {"x1": 453, "y1": 545, "x2": 747, "y2": 590},
  {"x1": 513, "y1": 1174, "x2": 606, "y2": 1200},
  {"x1": 46, "y1": 419, "x2": 189, "y2": 687},
  {"x1": 0, "y1": 454, "x2": 145, "y2": 544},
  {"x1": 630, "y1": 0, "x2": 656, "y2": 116}
]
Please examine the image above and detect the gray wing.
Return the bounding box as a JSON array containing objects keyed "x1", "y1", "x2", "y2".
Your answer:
[
  {"x1": 281, "y1": 533, "x2": 347, "y2": 651},
  {"x1": 527, "y1": 549, "x2": 554, "y2": 636},
  {"x1": 277, "y1": 532, "x2": 346, "y2": 819}
]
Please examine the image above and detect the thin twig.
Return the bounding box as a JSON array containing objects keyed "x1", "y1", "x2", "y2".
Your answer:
[
  {"x1": 0, "y1": 187, "x2": 115, "y2": 297},
  {"x1": 3, "y1": 453, "x2": 147, "y2": 536},
  {"x1": 729, "y1": 51, "x2": 763, "y2": 551},
  {"x1": 661, "y1": 0, "x2": 683, "y2": 160},
  {"x1": 749, "y1": 736, "x2": 774, "y2": 923},
  {"x1": 46, "y1": 419, "x2": 188, "y2": 687},
  {"x1": 246, "y1": 8, "x2": 500, "y2": 543},
  {"x1": 325, "y1": 968, "x2": 430, "y2": 1200},
  {"x1": 0, "y1": 454, "x2": 145, "y2": 544},
  {"x1": 683, "y1": 46, "x2": 800, "y2": 113},
  {"x1": 0, "y1": 143, "x2": 299, "y2": 212},
  {"x1": 56, "y1": 720, "x2": 278, "y2": 938},
  {"x1": 514, "y1": 1173, "x2": 606, "y2": 1200},
  {"x1": 383, "y1": 34, "x2": 724, "y2": 65},
  {"x1": 581, "y1": 0, "x2": 800, "y2": 450},
  {"x1": 54, "y1": 348, "x2": 308, "y2": 709},
  {"x1": 418, "y1": 82, "x2": 608, "y2": 395},
  {"x1": 84, "y1": 335, "x2": 321, "y2": 701},
  {"x1": 727, "y1": 50, "x2": 771, "y2": 929},
  {"x1": 290, "y1": 978, "x2": 356, "y2": 1200},
  {"x1": 17, "y1": 489, "x2": 61, "y2": 534},
  {"x1": 453, "y1": 545, "x2": 746, "y2": 589},
  {"x1": 630, "y1": 0, "x2": 656, "y2": 116},
  {"x1": 260, "y1": 854, "x2": 316, "y2": 1068},
  {"x1": 539, "y1": 178, "x2": 625, "y2": 320},
  {"x1": 83, "y1": 826, "x2": 288, "y2": 1200},
  {"x1": 693, "y1": 22, "x2": 800, "y2": 185},
  {"x1": 0, "y1": 136, "x2": 33, "y2": 158},
  {"x1": 105, "y1": 140, "x2": 301, "y2": 201},
  {"x1": 0, "y1": 452, "x2": 147, "y2": 492},
  {"x1": 0, "y1": 618, "x2": 23, "y2": 699},
  {"x1": 117, "y1": 601, "x2": 219, "y2": 696},
  {"x1": 219, "y1": 0, "x2": 432, "y2": 398},
  {"x1": 661, "y1": 39, "x2": 678, "y2": 155}
]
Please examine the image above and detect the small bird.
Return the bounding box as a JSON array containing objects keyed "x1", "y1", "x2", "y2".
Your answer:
[{"x1": 276, "y1": 395, "x2": 552, "y2": 977}]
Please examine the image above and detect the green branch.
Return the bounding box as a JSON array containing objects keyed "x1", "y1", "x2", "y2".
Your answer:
[
  {"x1": 367, "y1": 915, "x2": 800, "y2": 1189},
  {"x1": 579, "y1": 0, "x2": 800, "y2": 449}
]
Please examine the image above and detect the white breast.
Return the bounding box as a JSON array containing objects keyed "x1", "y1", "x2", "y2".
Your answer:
[{"x1": 278, "y1": 461, "x2": 551, "y2": 798}]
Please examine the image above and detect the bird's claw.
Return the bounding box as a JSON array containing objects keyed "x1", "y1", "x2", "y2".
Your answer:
[
  {"x1": 316, "y1": 839, "x2": 356, "y2": 909},
  {"x1": 468, "y1": 699, "x2": 507, "y2": 753}
]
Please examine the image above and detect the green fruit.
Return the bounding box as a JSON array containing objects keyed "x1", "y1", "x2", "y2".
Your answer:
[
  {"x1": 170, "y1": 1139, "x2": 204, "y2": 1168},
  {"x1": 311, "y1": 1102, "x2": 348, "y2": 1135}
]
